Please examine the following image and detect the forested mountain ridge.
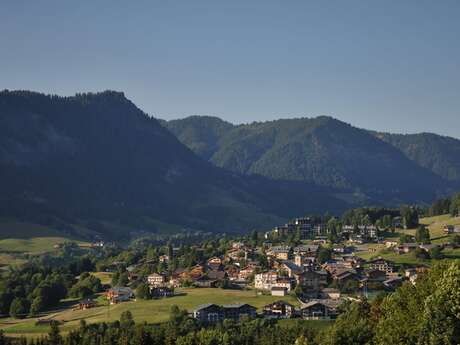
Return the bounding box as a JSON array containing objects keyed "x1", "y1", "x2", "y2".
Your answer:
[
  {"x1": 0, "y1": 90, "x2": 347, "y2": 236},
  {"x1": 375, "y1": 131, "x2": 460, "y2": 183},
  {"x1": 163, "y1": 116, "x2": 453, "y2": 202}
]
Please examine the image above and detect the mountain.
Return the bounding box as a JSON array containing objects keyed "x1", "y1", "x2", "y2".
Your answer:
[
  {"x1": 375, "y1": 132, "x2": 460, "y2": 184},
  {"x1": 163, "y1": 116, "x2": 453, "y2": 202},
  {"x1": 0, "y1": 90, "x2": 347, "y2": 238}
]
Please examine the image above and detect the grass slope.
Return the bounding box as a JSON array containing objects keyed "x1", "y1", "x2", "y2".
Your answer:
[
  {"x1": 355, "y1": 214, "x2": 460, "y2": 265},
  {"x1": 0, "y1": 288, "x2": 300, "y2": 336}
]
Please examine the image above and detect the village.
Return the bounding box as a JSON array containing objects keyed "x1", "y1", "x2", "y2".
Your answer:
[{"x1": 78, "y1": 214, "x2": 460, "y2": 323}]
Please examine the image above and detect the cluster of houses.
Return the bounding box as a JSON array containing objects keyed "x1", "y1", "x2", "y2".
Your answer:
[
  {"x1": 192, "y1": 297, "x2": 342, "y2": 322},
  {"x1": 384, "y1": 239, "x2": 455, "y2": 255},
  {"x1": 444, "y1": 225, "x2": 460, "y2": 234},
  {"x1": 267, "y1": 217, "x2": 381, "y2": 244}
]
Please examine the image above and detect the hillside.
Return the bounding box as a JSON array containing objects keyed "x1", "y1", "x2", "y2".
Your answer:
[
  {"x1": 375, "y1": 132, "x2": 460, "y2": 184},
  {"x1": 0, "y1": 91, "x2": 347, "y2": 237},
  {"x1": 163, "y1": 116, "x2": 451, "y2": 203}
]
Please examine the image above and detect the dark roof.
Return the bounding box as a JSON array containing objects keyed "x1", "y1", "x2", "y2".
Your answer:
[
  {"x1": 193, "y1": 303, "x2": 219, "y2": 312},
  {"x1": 271, "y1": 286, "x2": 287, "y2": 291}
]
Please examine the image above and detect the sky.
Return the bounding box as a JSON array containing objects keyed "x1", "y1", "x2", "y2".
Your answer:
[{"x1": 1, "y1": 1, "x2": 460, "y2": 138}]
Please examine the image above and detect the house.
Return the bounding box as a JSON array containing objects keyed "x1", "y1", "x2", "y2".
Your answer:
[
  {"x1": 263, "y1": 300, "x2": 295, "y2": 318},
  {"x1": 395, "y1": 243, "x2": 418, "y2": 254},
  {"x1": 368, "y1": 258, "x2": 394, "y2": 273},
  {"x1": 222, "y1": 304, "x2": 257, "y2": 320},
  {"x1": 332, "y1": 269, "x2": 359, "y2": 285},
  {"x1": 151, "y1": 286, "x2": 174, "y2": 298},
  {"x1": 238, "y1": 265, "x2": 256, "y2": 281},
  {"x1": 300, "y1": 300, "x2": 340, "y2": 320},
  {"x1": 194, "y1": 276, "x2": 219, "y2": 288},
  {"x1": 78, "y1": 298, "x2": 96, "y2": 310},
  {"x1": 226, "y1": 248, "x2": 246, "y2": 261},
  {"x1": 273, "y1": 278, "x2": 293, "y2": 291},
  {"x1": 147, "y1": 273, "x2": 166, "y2": 287},
  {"x1": 107, "y1": 287, "x2": 134, "y2": 304},
  {"x1": 271, "y1": 286, "x2": 288, "y2": 296},
  {"x1": 255, "y1": 271, "x2": 278, "y2": 290},
  {"x1": 383, "y1": 277, "x2": 404, "y2": 290},
  {"x1": 296, "y1": 269, "x2": 328, "y2": 290},
  {"x1": 267, "y1": 246, "x2": 291, "y2": 260},
  {"x1": 385, "y1": 240, "x2": 398, "y2": 248},
  {"x1": 280, "y1": 261, "x2": 302, "y2": 277},
  {"x1": 225, "y1": 265, "x2": 240, "y2": 281},
  {"x1": 320, "y1": 288, "x2": 341, "y2": 299},
  {"x1": 419, "y1": 244, "x2": 439, "y2": 253},
  {"x1": 193, "y1": 304, "x2": 224, "y2": 323},
  {"x1": 293, "y1": 245, "x2": 319, "y2": 257},
  {"x1": 193, "y1": 304, "x2": 257, "y2": 323},
  {"x1": 444, "y1": 225, "x2": 455, "y2": 234},
  {"x1": 364, "y1": 269, "x2": 387, "y2": 282}
]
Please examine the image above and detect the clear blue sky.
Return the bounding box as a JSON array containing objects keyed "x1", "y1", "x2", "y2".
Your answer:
[{"x1": 1, "y1": 1, "x2": 460, "y2": 138}]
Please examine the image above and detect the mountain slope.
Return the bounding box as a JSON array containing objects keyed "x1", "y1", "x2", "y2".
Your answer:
[
  {"x1": 375, "y1": 132, "x2": 460, "y2": 184},
  {"x1": 0, "y1": 91, "x2": 346, "y2": 236},
  {"x1": 163, "y1": 116, "x2": 451, "y2": 202},
  {"x1": 162, "y1": 116, "x2": 234, "y2": 160}
]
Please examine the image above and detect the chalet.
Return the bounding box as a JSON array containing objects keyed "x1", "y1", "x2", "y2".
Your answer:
[
  {"x1": 383, "y1": 277, "x2": 404, "y2": 290},
  {"x1": 207, "y1": 268, "x2": 227, "y2": 281},
  {"x1": 193, "y1": 304, "x2": 223, "y2": 323},
  {"x1": 294, "y1": 254, "x2": 315, "y2": 267},
  {"x1": 238, "y1": 265, "x2": 256, "y2": 281},
  {"x1": 194, "y1": 276, "x2": 219, "y2": 288},
  {"x1": 364, "y1": 269, "x2": 387, "y2": 282},
  {"x1": 193, "y1": 304, "x2": 257, "y2": 323},
  {"x1": 273, "y1": 278, "x2": 293, "y2": 291},
  {"x1": 107, "y1": 287, "x2": 133, "y2": 304},
  {"x1": 255, "y1": 271, "x2": 278, "y2": 290},
  {"x1": 226, "y1": 248, "x2": 247, "y2": 261},
  {"x1": 279, "y1": 261, "x2": 302, "y2": 277},
  {"x1": 385, "y1": 240, "x2": 398, "y2": 248},
  {"x1": 271, "y1": 286, "x2": 288, "y2": 296},
  {"x1": 320, "y1": 288, "x2": 341, "y2": 299},
  {"x1": 444, "y1": 225, "x2": 455, "y2": 234},
  {"x1": 368, "y1": 258, "x2": 394, "y2": 273},
  {"x1": 332, "y1": 269, "x2": 359, "y2": 285},
  {"x1": 396, "y1": 243, "x2": 418, "y2": 254},
  {"x1": 78, "y1": 298, "x2": 96, "y2": 310},
  {"x1": 225, "y1": 265, "x2": 240, "y2": 281},
  {"x1": 222, "y1": 304, "x2": 257, "y2": 320},
  {"x1": 419, "y1": 244, "x2": 439, "y2": 253},
  {"x1": 147, "y1": 273, "x2": 166, "y2": 287},
  {"x1": 300, "y1": 300, "x2": 340, "y2": 320},
  {"x1": 151, "y1": 286, "x2": 174, "y2": 298},
  {"x1": 267, "y1": 246, "x2": 291, "y2": 260},
  {"x1": 263, "y1": 301, "x2": 295, "y2": 318},
  {"x1": 296, "y1": 269, "x2": 328, "y2": 290},
  {"x1": 293, "y1": 245, "x2": 319, "y2": 257}
]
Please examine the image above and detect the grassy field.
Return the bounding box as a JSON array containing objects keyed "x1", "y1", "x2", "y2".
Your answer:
[
  {"x1": 354, "y1": 214, "x2": 460, "y2": 265},
  {"x1": 0, "y1": 237, "x2": 88, "y2": 254},
  {"x1": 0, "y1": 220, "x2": 92, "y2": 258},
  {"x1": 91, "y1": 272, "x2": 114, "y2": 285},
  {"x1": 0, "y1": 288, "x2": 301, "y2": 337}
]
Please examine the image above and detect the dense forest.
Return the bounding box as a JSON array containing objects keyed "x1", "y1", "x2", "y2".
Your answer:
[
  {"x1": 164, "y1": 116, "x2": 460, "y2": 202},
  {"x1": 0, "y1": 90, "x2": 347, "y2": 237}
]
